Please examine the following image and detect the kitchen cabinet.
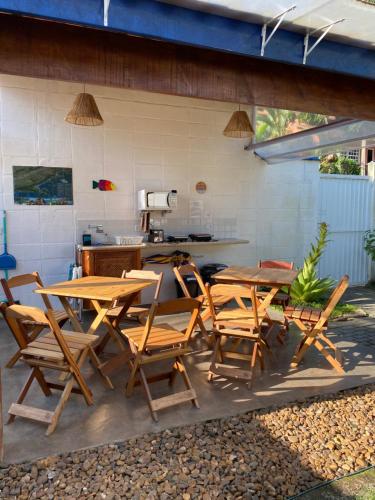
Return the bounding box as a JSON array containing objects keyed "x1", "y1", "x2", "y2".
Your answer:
[
  {"x1": 78, "y1": 247, "x2": 142, "y2": 308},
  {"x1": 79, "y1": 247, "x2": 142, "y2": 277}
]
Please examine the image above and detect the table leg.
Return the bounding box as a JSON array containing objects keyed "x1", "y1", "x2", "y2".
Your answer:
[
  {"x1": 59, "y1": 296, "x2": 84, "y2": 333},
  {"x1": 257, "y1": 286, "x2": 280, "y2": 313},
  {"x1": 88, "y1": 300, "x2": 126, "y2": 353},
  {"x1": 89, "y1": 294, "x2": 141, "y2": 376}
]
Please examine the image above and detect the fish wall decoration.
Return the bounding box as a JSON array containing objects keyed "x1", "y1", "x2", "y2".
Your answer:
[{"x1": 92, "y1": 179, "x2": 116, "y2": 191}]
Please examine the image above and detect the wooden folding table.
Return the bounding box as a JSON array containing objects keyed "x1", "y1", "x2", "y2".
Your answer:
[
  {"x1": 213, "y1": 266, "x2": 297, "y2": 310},
  {"x1": 35, "y1": 276, "x2": 154, "y2": 377}
]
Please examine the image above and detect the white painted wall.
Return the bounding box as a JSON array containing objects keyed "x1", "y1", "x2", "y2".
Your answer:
[{"x1": 0, "y1": 75, "x2": 320, "y2": 304}]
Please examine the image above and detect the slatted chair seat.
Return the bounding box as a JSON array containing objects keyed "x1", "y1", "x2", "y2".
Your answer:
[
  {"x1": 215, "y1": 306, "x2": 284, "y2": 333},
  {"x1": 256, "y1": 290, "x2": 290, "y2": 303},
  {"x1": 215, "y1": 307, "x2": 253, "y2": 322},
  {"x1": 22, "y1": 331, "x2": 99, "y2": 362},
  {"x1": 107, "y1": 304, "x2": 150, "y2": 320},
  {"x1": 22, "y1": 309, "x2": 69, "y2": 326},
  {"x1": 198, "y1": 294, "x2": 234, "y2": 307},
  {"x1": 124, "y1": 323, "x2": 186, "y2": 350},
  {"x1": 284, "y1": 305, "x2": 322, "y2": 323},
  {"x1": 211, "y1": 327, "x2": 259, "y2": 339}
]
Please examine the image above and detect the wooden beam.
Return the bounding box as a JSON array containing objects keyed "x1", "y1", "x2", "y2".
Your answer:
[{"x1": 0, "y1": 14, "x2": 374, "y2": 119}]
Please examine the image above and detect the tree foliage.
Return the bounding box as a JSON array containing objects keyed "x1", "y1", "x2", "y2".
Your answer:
[
  {"x1": 320, "y1": 154, "x2": 361, "y2": 175},
  {"x1": 256, "y1": 108, "x2": 330, "y2": 143}
]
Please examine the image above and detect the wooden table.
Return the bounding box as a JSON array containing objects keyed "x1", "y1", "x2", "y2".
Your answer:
[
  {"x1": 213, "y1": 266, "x2": 298, "y2": 314},
  {"x1": 35, "y1": 276, "x2": 154, "y2": 376}
]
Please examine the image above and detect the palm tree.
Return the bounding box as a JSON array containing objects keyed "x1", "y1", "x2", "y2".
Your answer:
[
  {"x1": 256, "y1": 108, "x2": 334, "y2": 143},
  {"x1": 256, "y1": 108, "x2": 296, "y2": 142}
]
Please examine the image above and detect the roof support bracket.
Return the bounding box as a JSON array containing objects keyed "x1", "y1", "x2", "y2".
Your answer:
[
  {"x1": 303, "y1": 19, "x2": 345, "y2": 64},
  {"x1": 261, "y1": 5, "x2": 296, "y2": 56},
  {"x1": 103, "y1": 0, "x2": 110, "y2": 27}
]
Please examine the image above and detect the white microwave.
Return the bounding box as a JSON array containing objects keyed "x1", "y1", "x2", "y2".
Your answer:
[{"x1": 137, "y1": 189, "x2": 178, "y2": 211}]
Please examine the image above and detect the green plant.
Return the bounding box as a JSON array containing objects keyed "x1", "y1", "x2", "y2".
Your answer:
[
  {"x1": 320, "y1": 154, "x2": 360, "y2": 175},
  {"x1": 256, "y1": 108, "x2": 295, "y2": 142},
  {"x1": 364, "y1": 229, "x2": 375, "y2": 260},
  {"x1": 256, "y1": 108, "x2": 333, "y2": 143},
  {"x1": 290, "y1": 222, "x2": 335, "y2": 302}
]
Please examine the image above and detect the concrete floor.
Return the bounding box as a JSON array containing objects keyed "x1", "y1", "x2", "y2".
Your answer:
[{"x1": 2, "y1": 288, "x2": 375, "y2": 464}]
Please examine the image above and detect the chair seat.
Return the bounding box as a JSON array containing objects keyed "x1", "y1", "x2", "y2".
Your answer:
[
  {"x1": 53, "y1": 310, "x2": 70, "y2": 323},
  {"x1": 107, "y1": 304, "x2": 150, "y2": 319},
  {"x1": 215, "y1": 307, "x2": 255, "y2": 322},
  {"x1": 21, "y1": 330, "x2": 98, "y2": 361},
  {"x1": 22, "y1": 309, "x2": 69, "y2": 327},
  {"x1": 212, "y1": 327, "x2": 259, "y2": 339},
  {"x1": 198, "y1": 294, "x2": 232, "y2": 307},
  {"x1": 122, "y1": 323, "x2": 187, "y2": 350},
  {"x1": 256, "y1": 291, "x2": 290, "y2": 303},
  {"x1": 284, "y1": 305, "x2": 322, "y2": 323}
]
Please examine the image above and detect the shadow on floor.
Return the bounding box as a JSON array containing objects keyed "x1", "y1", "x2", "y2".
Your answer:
[{"x1": 1, "y1": 303, "x2": 375, "y2": 464}]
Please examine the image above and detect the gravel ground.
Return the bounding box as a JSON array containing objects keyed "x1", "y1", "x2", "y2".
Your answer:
[{"x1": 0, "y1": 384, "x2": 374, "y2": 499}]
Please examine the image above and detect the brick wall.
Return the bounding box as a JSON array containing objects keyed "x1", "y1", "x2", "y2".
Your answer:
[{"x1": 0, "y1": 75, "x2": 320, "y2": 304}]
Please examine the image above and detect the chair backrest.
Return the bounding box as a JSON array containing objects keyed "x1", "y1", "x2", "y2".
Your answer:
[
  {"x1": 1, "y1": 272, "x2": 53, "y2": 309},
  {"x1": 258, "y1": 260, "x2": 294, "y2": 270},
  {"x1": 137, "y1": 297, "x2": 201, "y2": 352},
  {"x1": 315, "y1": 275, "x2": 349, "y2": 330},
  {"x1": 173, "y1": 262, "x2": 206, "y2": 298},
  {"x1": 206, "y1": 283, "x2": 261, "y2": 330},
  {"x1": 120, "y1": 269, "x2": 163, "y2": 301},
  {"x1": 5, "y1": 304, "x2": 78, "y2": 368}
]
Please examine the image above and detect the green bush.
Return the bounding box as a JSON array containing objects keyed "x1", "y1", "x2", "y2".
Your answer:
[
  {"x1": 290, "y1": 222, "x2": 335, "y2": 303},
  {"x1": 320, "y1": 154, "x2": 360, "y2": 175}
]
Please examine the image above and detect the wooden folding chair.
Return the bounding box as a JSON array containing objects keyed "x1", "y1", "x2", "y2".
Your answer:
[
  {"x1": 257, "y1": 260, "x2": 294, "y2": 342},
  {"x1": 284, "y1": 275, "x2": 349, "y2": 373},
  {"x1": 5, "y1": 304, "x2": 112, "y2": 435},
  {"x1": 107, "y1": 269, "x2": 163, "y2": 327},
  {"x1": 173, "y1": 262, "x2": 235, "y2": 344},
  {"x1": 206, "y1": 283, "x2": 268, "y2": 388},
  {"x1": 122, "y1": 297, "x2": 201, "y2": 421},
  {"x1": 1, "y1": 272, "x2": 70, "y2": 368}
]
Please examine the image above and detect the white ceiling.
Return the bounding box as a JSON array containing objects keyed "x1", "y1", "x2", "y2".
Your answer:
[{"x1": 159, "y1": 0, "x2": 375, "y2": 49}]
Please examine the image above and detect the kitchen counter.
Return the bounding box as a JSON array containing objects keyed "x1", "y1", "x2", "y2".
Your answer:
[{"x1": 76, "y1": 238, "x2": 249, "y2": 251}]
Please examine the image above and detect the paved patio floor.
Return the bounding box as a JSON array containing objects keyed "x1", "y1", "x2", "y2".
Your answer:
[{"x1": 1, "y1": 286, "x2": 375, "y2": 464}]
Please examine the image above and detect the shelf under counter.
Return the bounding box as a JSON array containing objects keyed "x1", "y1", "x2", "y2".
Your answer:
[{"x1": 76, "y1": 238, "x2": 249, "y2": 252}]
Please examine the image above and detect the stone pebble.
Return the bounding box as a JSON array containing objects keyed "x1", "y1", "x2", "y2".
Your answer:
[{"x1": 0, "y1": 384, "x2": 374, "y2": 499}]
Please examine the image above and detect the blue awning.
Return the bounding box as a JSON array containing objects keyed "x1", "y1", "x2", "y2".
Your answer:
[{"x1": 0, "y1": 0, "x2": 374, "y2": 80}]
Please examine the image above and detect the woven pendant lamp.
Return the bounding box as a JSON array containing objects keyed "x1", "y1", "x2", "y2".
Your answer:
[
  {"x1": 223, "y1": 106, "x2": 254, "y2": 138},
  {"x1": 65, "y1": 90, "x2": 104, "y2": 126}
]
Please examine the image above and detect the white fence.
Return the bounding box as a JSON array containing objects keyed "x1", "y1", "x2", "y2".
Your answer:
[{"x1": 318, "y1": 174, "x2": 373, "y2": 286}]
